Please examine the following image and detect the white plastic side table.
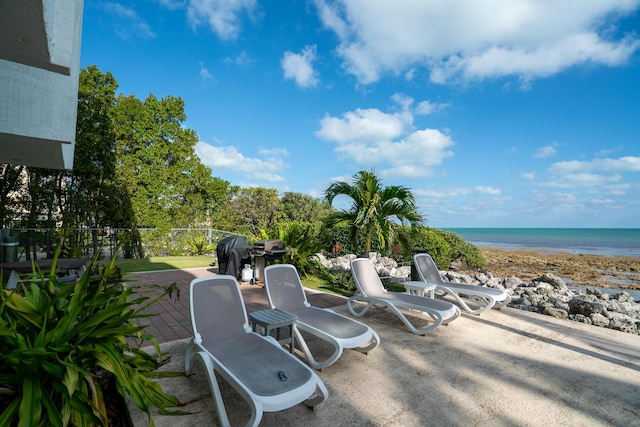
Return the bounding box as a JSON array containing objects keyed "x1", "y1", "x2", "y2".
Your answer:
[{"x1": 403, "y1": 281, "x2": 437, "y2": 298}]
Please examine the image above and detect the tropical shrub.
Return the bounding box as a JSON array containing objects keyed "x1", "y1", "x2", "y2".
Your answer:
[
  {"x1": 313, "y1": 267, "x2": 356, "y2": 294},
  {"x1": 404, "y1": 226, "x2": 451, "y2": 267},
  {"x1": 399, "y1": 226, "x2": 487, "y2": 270},
  {"x1": 0, "y1": 247, "x2": 180, "y2": 426},
  {"x1": 185, "y1": 236, "x2": 217, "y2": 256},
  {"x1": 268, "y1": 221, "x2": 325, "y2": 276},
  {"x1": 439, "y1": 230, "x2": 487, "y2": 270},
  {"x1": 323, "y1": 223, "x2": 386, "y2": 257}
]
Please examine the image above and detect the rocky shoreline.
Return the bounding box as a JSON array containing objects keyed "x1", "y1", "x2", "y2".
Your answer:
[
  {"x1": 314, "y1": 248, "x2": 640, "y2": 335},
  {"x1": 473, "y1": 247, "x2": 640, "y2": 290}
]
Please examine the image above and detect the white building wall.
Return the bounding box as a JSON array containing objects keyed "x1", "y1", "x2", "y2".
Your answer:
[{"x1": 0, "y1": 0, "x2": 84, "y2": 170}]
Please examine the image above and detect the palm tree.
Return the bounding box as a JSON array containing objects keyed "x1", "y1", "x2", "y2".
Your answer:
[{"x1": 324, "y1": 169, "x2": 423, "y2": 254}]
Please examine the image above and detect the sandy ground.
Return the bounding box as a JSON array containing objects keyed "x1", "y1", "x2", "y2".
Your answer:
[{"x1": 129, "y1": 302, "x2": 640, "y2": 427}]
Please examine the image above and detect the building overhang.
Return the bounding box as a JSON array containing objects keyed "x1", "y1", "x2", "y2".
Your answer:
[{"x1": 0, "y1": 0, "x2": 84, "y2": 170}]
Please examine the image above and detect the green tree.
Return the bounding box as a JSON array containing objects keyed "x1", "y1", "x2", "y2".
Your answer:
[
  {"x1": 324, "y1": 169, "x2": 423, "y2": 254},
  {"x1": 0, "y1": 164, "x2": 24, "y2": 228},
  {"x1": 227, "y1": 187, "x2": 284, "y2": 237},
  {"x1": 112, "y1": 93, "x2": 211, "y2": 229},
  {"x1": 68, "y1": 66, "x2": 115, "y2": 221},
  {"x1": 65, "y1": 66, "x2": 124, "y2": 230},
  {"x1": 281, "y1": 192, "x2": 333, "y2": 224},
  {"x1": 208, "y1": 183, "x2": 237, "y2": 232}
]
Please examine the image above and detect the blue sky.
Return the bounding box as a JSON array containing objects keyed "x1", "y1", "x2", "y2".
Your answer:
[{"x1": 80, "y1": 0, "x2": 640, "y2": 228}]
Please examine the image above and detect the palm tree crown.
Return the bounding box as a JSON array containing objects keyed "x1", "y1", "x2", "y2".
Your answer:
[{"x1": 324, "y1": 170, "x2": 423, "y2": 254}]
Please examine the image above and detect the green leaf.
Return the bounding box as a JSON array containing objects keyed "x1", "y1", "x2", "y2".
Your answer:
[
  {"x1": 63, "y1": 364, "x2": 80, "y2": 398},
  {"x1": 40, "y1": 392, "x2": 64, "y2": 427},
  {"x1": 0, "y1": 395, "x2": 20, "y2": 426},
  {"x1": 2, "y1": 290, "x2": 43, "y2": 328},
  {"x1": 18, "y1": 376, "x2": 42, "y2": 427}
]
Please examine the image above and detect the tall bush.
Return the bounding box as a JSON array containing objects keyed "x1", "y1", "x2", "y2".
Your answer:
[
  {"x1": 269, "y1": 221, "x2": 325, "y2": 276},
  {"x1": 400, "y1": 227, "x2": 487, "y2": 270}
]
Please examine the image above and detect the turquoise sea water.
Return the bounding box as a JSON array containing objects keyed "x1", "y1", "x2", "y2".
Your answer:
[{"x1": 443, "y1": 228, "x2": 640, "y2": 257}]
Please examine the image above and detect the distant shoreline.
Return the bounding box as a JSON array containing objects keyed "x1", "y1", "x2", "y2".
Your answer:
[{"x1": 445, "y1": 227, "x2": 640, "y2": 258}]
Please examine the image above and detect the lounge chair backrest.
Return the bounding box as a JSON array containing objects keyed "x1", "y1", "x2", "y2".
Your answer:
[
  {"x1": 264, "y1": 264, "x2": 308, "y2": 312},
  {"x1": 414, "y1": 253, "x2": 447, "y2": 284},
  {"x1": 190, "y1": 276, "x2": 249, "y2": 344},
  {"x1": 350, "y1": 258, "x2": 387, "y2": 297}
]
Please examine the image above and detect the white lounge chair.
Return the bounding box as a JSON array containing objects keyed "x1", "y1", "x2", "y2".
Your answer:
[
  {"x1": 185, "y1": 275, "x2": 328, "y2": 427},
  {"x1": 348, "y1": 258, "x2": 460, "y2": 335},
  {"x1": 414, "y1": 253, "x2": 511, "y2": 315},
  {"x1": 264, "y1": 264, "x2": 380, "y2": 370}
]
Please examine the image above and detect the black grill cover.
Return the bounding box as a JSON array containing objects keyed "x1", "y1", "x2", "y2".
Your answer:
[{"x1": 216, "y1": 236, "x2": 251, "y2": 278}]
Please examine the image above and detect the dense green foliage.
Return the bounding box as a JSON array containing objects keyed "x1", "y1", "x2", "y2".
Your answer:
[
  {"x1": 281, "y1": 192, "x2": 333, "y2": 224},
  {"x1": 313, "y1": 268, "x2": 356, "y2": 294},
  {"x1": 267, "y1": 221, "x2": 326, "y2": 276},
  {"x1": 405, "y1": 226, "x2": 487, "y2": 270},
  {"x1": 0, "y1": 247, "x2": 180, "y2": 426},
  {"x1": 226, "y1": 187, "x2": 285, "y2": 237}
]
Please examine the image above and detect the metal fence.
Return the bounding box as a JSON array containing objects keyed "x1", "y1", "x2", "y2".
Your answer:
[{"x1": 0, "y1": 228, "x2": 245, "y2": 262}]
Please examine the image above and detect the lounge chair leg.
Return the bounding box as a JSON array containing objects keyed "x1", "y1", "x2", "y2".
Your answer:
[{"x1": 303, "y1": 382, "x2": 329, "y2": 409}]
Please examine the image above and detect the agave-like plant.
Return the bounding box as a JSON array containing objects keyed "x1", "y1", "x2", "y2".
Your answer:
[
  {"x1": 185, "y1": 236, "x2": 217, "y2": 256},
  {"x1": 0, "y1": 244, "x2": 180, "y2": 427},
  {"x1": 268, "y1": 221, "x2": 325, "y2": 276}
]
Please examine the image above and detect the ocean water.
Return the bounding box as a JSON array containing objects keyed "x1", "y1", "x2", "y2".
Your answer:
[{"x1": 443, "y1": 228, "x2": 640, "y2": 257}]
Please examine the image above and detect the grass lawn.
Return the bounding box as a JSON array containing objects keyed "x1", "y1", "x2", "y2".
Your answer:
[
  {"x1": 109, "y1": 256, "x2": 349, "y2": 294},
  {"x1": 108, "y1": 256, "x2": 405, "y2": 296},
  {"x1": 109, "y1": 256, "x2": 214, "y2": 273}
]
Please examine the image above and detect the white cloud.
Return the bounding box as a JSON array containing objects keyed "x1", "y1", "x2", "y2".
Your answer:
[
  {"x1": 415, "y1": 186, "x2": 471, "y2": 200},
  {"x1": 474, "y1": 186, "x2": 501, "y2": 196},
  {"x1": 186, "y1": 0, "x2": 257, "y2": 40},
  {"x1": 534, "y1": 145, "x2": 557, "y2": 159},
  {"x1": 415, "y1": 100, "x2": 449, "y2": 115},
  {"x1": 314, "y1": 0, "x2": 640, "y2": 84},
  {"x1": 316, "y1": 98, "x2": 455, "y2": 178},
  {"x1": 317, "y1": 108, "x2": 406, "y2": 143},
  {"x1": 155, "y1": 0, "x2": 186, "y2": 10},
  {"x1": 195, "y1": 141, "x2": 287, "y2": 182},
  {"x1": 198, "y1": 61, "x2": 215, "y2": 84},
  {"x1": 281, "y1": 45, "x2": 320, "y2": 88},
  {"x1": 259, "y1": 147, "x2": 290, "y2": 157},
  {"x1": 602, "y1": 183, "x2": 631, "y2": 196},
  {"x1": 102, "y1": 3, "x2": 155, "y2": 39},
  {"x1": 521, "y1": 172, "x2": 536, "y2": 180},
  {"x1": 539, "y1": 156, "x2": 640, "y2": 189},
  {"x1": 543, "y1": 172, "x2": 622, "y2": 188},
  {"x1": 224, "y1": 51, "x2": 255, "y2": 67},
  {"x1": 549, "y1": 156, "x2": 640, "y2": 174}
]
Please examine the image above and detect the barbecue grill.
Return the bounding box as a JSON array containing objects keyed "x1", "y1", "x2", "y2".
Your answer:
[
  {"x1": 216, "y1": 235, "x2": 250, "y2": 279},
  {"x1": 251, "y1": 239, "x2": 289, "y2": 283}
]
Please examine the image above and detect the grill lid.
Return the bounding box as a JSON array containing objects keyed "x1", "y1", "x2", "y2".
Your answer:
[{"x1": 253, "y1": 239, "x2": 284, "y2": 253}]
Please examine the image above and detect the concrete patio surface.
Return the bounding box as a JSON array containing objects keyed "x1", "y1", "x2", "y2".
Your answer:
[{"x1": 126, "y1": 268, "x2": 640, "y2": 426}]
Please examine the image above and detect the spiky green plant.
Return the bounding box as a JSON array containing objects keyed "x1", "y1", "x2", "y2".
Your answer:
[
  {"x1": 0, "y1": 245, "x2": 180, "y2": 426},
  {"x1": 185, "y1": 236, "x2": 217, "y2": 256},
  {"x1": 269, "y1": 221, "x2": 324, "y2": 276}
]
